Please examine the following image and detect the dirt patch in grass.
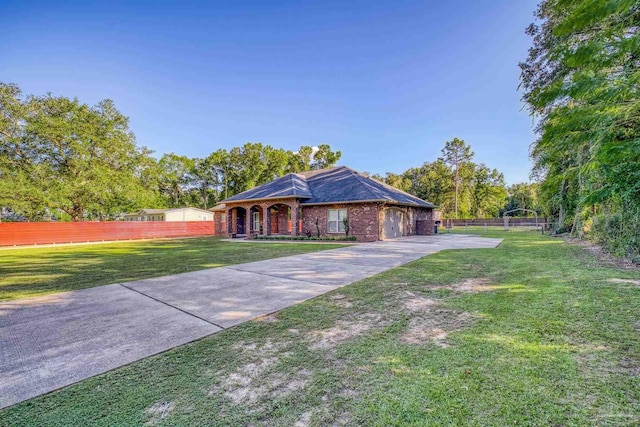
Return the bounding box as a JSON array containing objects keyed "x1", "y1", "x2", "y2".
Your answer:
[
  {"x1": 576, "y1": 349, "x2": 640, "y2": 378},
  {"x1": 255, "y1": 312, "x2": 279, "y2": 323},
  {"x1": 308, "y1": 313, "x2": 387, "y2": 350},
  {"x1": 220, "y1": 365, "x2": 312, "y2": 406},
  {"x1": 215, "y1": 339, "x2": 298, "y2": 404},
  {"x1": 398, "y1": 291, "x2": 478, "y2": 347},
  {"x1": 443, "y1": 277, "x2": 494, "y2": 293},
  {"x1": 219, "y1": 357, "x2": 279, "y2": 404},
  {"x1": 270, "y1": 369, "x2": 313, "y2": 398},
  {"x1": 294, "y1": 410, "x2": 312, "y2": 427},
  {"x1": 402, "y1": 291, "x2": 438, "y2": 312},
  {"x1": 608, "y1": 278, "x2": 640, "y2": 286},
  {"x1": 566, "y1": 237, "x2": 638, "y2": 270},
  {"x1": 293, "y1": 406, "x2": 350, "y2": 426},
  {"x1": 330, "y1": 293, "x2": 354, "y2": 308},
  {"x1": 145, "y1": 401, "x2": 175, "y2": 425},
  {"x1": 400, "y1": 309, "x2": 477, "y2": 347}
]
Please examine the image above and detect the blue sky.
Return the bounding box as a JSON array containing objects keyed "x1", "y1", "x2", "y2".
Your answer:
[{"x1": 1, "y1": 0, "x2": 538, "y2": 184}]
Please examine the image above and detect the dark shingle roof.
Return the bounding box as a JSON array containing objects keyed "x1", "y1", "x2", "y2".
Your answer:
[
  {"x1": 223, "y1": 173, "x2": 313, "y2": 202},
  {"x1": 221, "y1": 166, "x2": 434, "y2": 208}
]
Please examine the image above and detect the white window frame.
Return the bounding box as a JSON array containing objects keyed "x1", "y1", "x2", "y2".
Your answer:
[
  {"x1": 327, "y1": 209, "x2": 347, "y2": 233},
  {"x1": 252, "y1": 211, "x2": 260, "y2": 232}
]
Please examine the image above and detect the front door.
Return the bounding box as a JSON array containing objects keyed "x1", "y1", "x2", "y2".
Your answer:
[
  {"x1": 236, "y1": 215, "x2": 245, "y2": 234},
  {"x1": 270, "y1": 210, "x2": 279, "y2": 234}
]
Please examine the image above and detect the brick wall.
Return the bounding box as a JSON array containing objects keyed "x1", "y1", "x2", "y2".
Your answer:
[
  {"x1": 213, "y1": 211, "x2": 227, "y2": 236},
  {"x1": 301, "y1": 203, "x2": 379, "y2": 242},
  {"x1": 415, "y1": 208, "x2": 435, "y2": 235}
]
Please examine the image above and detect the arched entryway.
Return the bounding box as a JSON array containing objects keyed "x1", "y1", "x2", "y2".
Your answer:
[
  {"x1": 249, "y1": 205, "x2": 264, "y2": 235},
  {"x1": 266, "y1": 203, "x2": 291, "y2": 235},
  {"x1": 228, "y1": 207, "x2": 247, "y2": 236}
]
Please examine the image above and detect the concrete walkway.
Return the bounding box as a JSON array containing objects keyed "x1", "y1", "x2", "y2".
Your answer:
[{"x1": 0, "y1": 234, "x2": 501, "y2": 409}]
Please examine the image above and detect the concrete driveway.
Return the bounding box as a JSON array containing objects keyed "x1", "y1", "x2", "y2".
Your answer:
[{"x1": 0, "y1": 234, "x2": 501, "y2": 409}]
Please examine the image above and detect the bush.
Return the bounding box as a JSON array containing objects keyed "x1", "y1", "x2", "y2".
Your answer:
[
  {"x1": 252, "y1": 235, "x2": 357, "y2": 242},
  {"x1": 590, "y1": 210, "x2": 640, "y2": 262}
]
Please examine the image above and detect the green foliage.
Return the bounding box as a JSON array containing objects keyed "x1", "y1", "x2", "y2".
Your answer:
[
  {"x1": 155, "y1": 143, "x2": 342, "y2": 210},
  {"x1": 157, "y1": 153, "x2": 195, "y2": 208},
  {"x1": 2, "y1": 232, "x2": 638, "y2": 425},
  {"x1": 520, "y1": 0, "x2": 640, "y2": 254},
  {"x1": 253, "y1": 235, "x2": 357, "y2": 241},
  {"x1": 375, "y1": 140, "x2": 508, "y2": 218},
  {"x1": 342, "y1": 217, "x2": 350, "y2": 236},
  {"x1": 0, "y1": 83, "x2": 342, "y2": 219},
  {"x1": 0, "y1": 83, "x2": 160, "y2": 221},
  {"x1": 503, "y1": 182, "x2": 541, "y2": 216},
  {"x1": 0, "y1": 237, "x2": 344, "y2": 301}
]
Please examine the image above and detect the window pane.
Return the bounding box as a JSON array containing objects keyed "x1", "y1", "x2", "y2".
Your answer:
[
  {"x1": 328, "y1": 209, "x2": 338, "y2": 221},
  {"x1": 338, "y1": 209, "x2": 347, "y2": 221},
  {"x1": 338, "y1": 222, "x2": 345, "y2": 232},
  {"x1": 328, "y1": 221, "x2": 338, "y2": 232}
]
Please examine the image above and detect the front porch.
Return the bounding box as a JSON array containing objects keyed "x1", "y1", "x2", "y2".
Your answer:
[{"x1": 226, "y1": 199, "x2": 303, "y2": 239}]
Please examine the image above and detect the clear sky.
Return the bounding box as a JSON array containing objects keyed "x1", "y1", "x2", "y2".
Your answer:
[{"x1": 1, "y1": 0, "x2": 538, "y2": 185}]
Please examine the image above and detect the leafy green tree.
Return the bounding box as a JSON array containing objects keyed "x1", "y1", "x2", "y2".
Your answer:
[
  {"x1": 189, "y1": 156, "x2": 220, "y2": 209},
  {"x1": 157, "y1": 153, "x2": 194, "y2": 208},
  {"x1": 521, "y1": 0, "x2": 639, "y2": 255},
  {"x1": 471, "y1": 165, "x2": 507, "y2": 217},
  {"x1": 0, "y1": 83, "x2": 158, "y2": 221},
  {"x1": 404, "y1": 160, "x2": 455, "y2": 212},
  {"x1": 441, "y1": 138, "x2": 474, "y2": 216},
  {"x1": 286, "y1": 144, "x2": 342, "y2": 172},
  {"x1": 311, "y1": 144, "x2": 342, "y2": 169},
  {"x1": 287, "y1": 146, "x2": 315, "y2": 172},
  {"x1": 504, "y1": 183, "x2": 540, "y2": 215},
  {"x1": 382, "y1": 172, "x2": 412, "y2": 192}
]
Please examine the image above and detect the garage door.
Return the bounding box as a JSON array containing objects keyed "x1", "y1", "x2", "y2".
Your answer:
[{"x1": 382, "y1": 208, "x2": 405, "y2": 239}]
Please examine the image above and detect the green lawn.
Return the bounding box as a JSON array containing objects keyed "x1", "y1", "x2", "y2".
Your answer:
[
  {"x1": 0, "y1": 237, "x2": 345, "y2": 302},
  {"x1": 2, "y1": 231, "x2": 639, "y2": 426}
]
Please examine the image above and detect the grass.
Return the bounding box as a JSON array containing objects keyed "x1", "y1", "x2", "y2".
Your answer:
[
  {"x1": 0, "y1": 237, "x2": 345, "y2": 302},
  {"x1": 1, "y1": 230, "x2": 639, "y2": 426}
]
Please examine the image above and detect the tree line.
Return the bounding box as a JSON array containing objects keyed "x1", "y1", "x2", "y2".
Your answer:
[
  {"x1": 520, "y1": 0, "x2": 640, "y2": 259},
  {"x1": 1, "y1": 83, "x2": 538, "y2": 222},
  {"x1": 371, "y1": 138, "x2": 539, "y2": 218},
  {"x1": 0, "y1": 83, "x2": 341, "y2": 221}
]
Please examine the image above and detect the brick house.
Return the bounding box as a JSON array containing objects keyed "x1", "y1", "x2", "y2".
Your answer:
[{"x1": 210, "y1": 166, "x2": 437, "y2": 242}]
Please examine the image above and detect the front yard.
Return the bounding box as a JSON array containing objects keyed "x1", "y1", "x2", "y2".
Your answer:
[
  {"x1": 1, "y1": 231, "x2": 639, "y2": 425},
  {"x1": 0, "y1": 237, "x2": 345, "y2": 302}
]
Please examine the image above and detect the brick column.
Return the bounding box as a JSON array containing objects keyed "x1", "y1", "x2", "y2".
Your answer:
[
  {"x1": 245, "y1": 206, "x2": 252, "y2": 237},
  {"x1": 263, "y1": 206, "x2": 270, "y2": 236},
  {"x1": 230, "y1": 209, "x2": 237, "y2": 235},
  {"x1": 290, "y1": 202, "x2": 299, "y2": 236}
]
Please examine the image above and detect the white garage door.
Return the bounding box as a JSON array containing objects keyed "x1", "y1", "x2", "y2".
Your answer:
[{"x1": 382, "y1": 208, "x2": 405, "y2": 239}]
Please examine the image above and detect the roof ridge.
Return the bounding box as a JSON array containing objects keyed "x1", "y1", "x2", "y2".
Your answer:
[
  {"x1": 351, "y1": 168, "x2": 435, "y2": 207},
  {"x1": 366, "y1": 172, "x2": 431, "y2": 202},
  {"x1": 346, "y1": 167, "x2": 388, "y2": 201}
]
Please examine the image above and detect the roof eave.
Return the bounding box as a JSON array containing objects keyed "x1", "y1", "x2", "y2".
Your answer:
[
  {"x1": 221, "y1": 195, "x2": 311, "y2": 204},
  {"x1": 300, "y1": 199, "x2": 433, "y2": 207}
]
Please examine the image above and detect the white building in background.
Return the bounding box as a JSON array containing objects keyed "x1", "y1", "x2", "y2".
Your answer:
[{"x1": 123, "y1": 207, "x2": 214, "y2": 222}]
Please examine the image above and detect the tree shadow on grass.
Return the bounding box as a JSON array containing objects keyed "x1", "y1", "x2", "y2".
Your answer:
[{"x1": 0, "y1": 238, "x2": 342, "y2": 301}]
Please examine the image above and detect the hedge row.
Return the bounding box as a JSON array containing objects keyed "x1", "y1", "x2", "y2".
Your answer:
[{"x1": 252, "y1": 235, "x2": 357, "y2": 242}]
